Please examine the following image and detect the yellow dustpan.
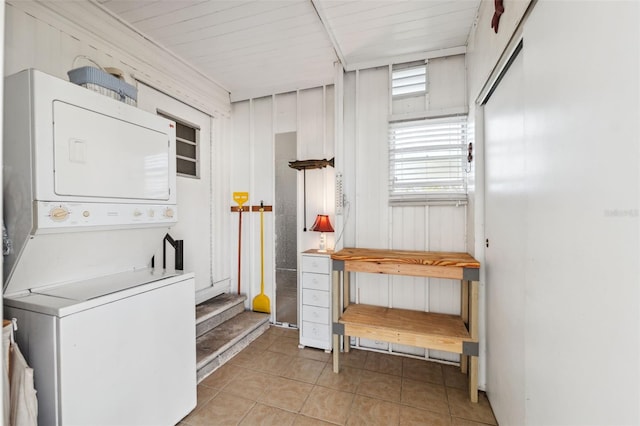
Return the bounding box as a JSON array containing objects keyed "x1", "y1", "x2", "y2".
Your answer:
[{"x1": 252, "y1": 203, "x2": 271, "y2": 313}]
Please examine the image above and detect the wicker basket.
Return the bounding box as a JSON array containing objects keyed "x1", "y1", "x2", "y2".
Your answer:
[{"x1": 67, "y1": 66, "x2": 137, "y2": 106}]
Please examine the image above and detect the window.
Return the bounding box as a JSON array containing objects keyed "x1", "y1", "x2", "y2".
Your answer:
[
  {"x1": 392, "y1": 63, "x2": 427, "y2": 97},
  {"x1": 158, "y1": 112, "x2": 200, "y2": 178},
  {"x1": 389, "y1": 115, "x2": 468, "y2": 204}
]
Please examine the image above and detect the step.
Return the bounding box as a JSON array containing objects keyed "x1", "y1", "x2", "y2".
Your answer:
[
  {"x1": 196, "y1": 310, "x2": 270, "y2": 383},
  {"x1": 195, "y1": 293, "x2": 246, "y2": 338}
]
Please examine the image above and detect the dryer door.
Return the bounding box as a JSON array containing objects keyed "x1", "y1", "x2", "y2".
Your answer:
[{"x1": 53, "y1": 100, "x2": 171, "y2": 201}]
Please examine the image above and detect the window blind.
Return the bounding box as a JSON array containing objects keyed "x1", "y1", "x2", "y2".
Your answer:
[
  {"x1": 392, "y1": 65, "x2": 426, "y2": 97},
  {"x1": 389, "y1": 115, "x2": 468, "y2": 204}
]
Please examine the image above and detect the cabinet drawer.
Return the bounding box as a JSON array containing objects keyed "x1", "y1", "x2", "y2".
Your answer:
[
  {"x1": 302, "y1": 305, "x2": 329, "y2": 325},
  {"x1": 302, "y1": 289, "x2": 329, "y2": 308},
  {"x1": 302, "y1": 321, "x2": 329, "y2": 342},
  {"x1": 301, "y1": 255, "x2": 330, "y2": 274},
  {"x1": 302, "y1": 272, "x2": 330, "y2": 291}
]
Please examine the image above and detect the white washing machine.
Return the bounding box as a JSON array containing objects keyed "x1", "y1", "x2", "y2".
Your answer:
[{"x1": 4, "y1": 269, "x2": 197, "y2": 426}]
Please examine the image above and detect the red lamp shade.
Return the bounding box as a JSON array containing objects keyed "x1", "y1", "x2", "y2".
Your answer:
[{"x1": 310, "y1": 215, "x2": 334, "y2": 233}]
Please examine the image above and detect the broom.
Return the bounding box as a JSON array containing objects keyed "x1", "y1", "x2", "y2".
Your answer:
[{"x1": 252, "y1": 202, "x2": 270, "y2": 313}]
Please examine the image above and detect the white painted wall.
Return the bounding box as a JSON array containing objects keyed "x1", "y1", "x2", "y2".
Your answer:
[
  {"x1": 0, "y1": 0, "x2": 5, "y2": 421},
  {"x1": 230, "y1": 100, "x2": 252, "y2": 297},
  {"x1": 3, "y1": 1, "x2": 232, "y2": 296},
  {"x1": 468, "y1": 1, "x2": 640, "y2": 424},
  {"x1": 231, "y1": 87, "x2": 335, "y2": 317},
  {"x1": 137, "y1": 85, "x2": 231, "y2": 294}
]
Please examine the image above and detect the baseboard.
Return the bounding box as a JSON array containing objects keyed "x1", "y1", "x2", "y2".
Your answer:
[{"x1": 195, "y1": 280, "x2": 230, "y2": 305}]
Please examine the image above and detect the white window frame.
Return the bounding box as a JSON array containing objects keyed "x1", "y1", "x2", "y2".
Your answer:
[
  {"x1": 158, "y1": 111, "x2": 200, "y2": 179},
  {"x1": 388, "y1": 115, "x2": 468, "y2": 205}
]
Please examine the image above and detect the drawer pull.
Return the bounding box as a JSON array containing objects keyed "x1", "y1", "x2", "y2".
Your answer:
[
  {"x1": 302, "y1": 306, "x2": 329, "y2": 325},
  {"x1": 302, "y1": 273, "x2": 329, "y2": 290}
]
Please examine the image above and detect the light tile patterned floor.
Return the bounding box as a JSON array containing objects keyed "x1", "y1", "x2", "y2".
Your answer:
[{"x1": 180, "y1": 326, "x2": 497, "y2": 426}]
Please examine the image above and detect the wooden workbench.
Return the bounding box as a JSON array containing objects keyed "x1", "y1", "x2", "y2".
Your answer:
[{"x1": 330, "y1": 248, "x2": 481, "y2": 402}]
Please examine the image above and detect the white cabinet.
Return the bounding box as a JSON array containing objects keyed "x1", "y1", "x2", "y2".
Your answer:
[{"x1": 299, "y1": 250, "x2": 332, "y2": 351}]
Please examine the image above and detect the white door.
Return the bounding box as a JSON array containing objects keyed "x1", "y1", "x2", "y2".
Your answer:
[{"x1": 483, "y1": 47, "x2": 526, "y2": 425}]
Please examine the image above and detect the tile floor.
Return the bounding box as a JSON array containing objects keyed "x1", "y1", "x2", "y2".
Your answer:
[
  {"x1": 180, "y1": 327, "x2": 497, "y2": 426},
  {"x1": 275, "y1": 269, "x2": 297, "y2": 325}
]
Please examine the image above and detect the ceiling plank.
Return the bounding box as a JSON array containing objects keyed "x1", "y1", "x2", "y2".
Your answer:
[
  {"x1": 194, "y1": 44, "x2": 337, "y2": 73},
  {"x1": 328, "y1": 2, "x2": 478, "y2": 34},
  {"x1": 156, "y1": 2, "x2": 313, "y2": 46},
  {"x1": 345, "y1": 46, "x2": 467, "y2": 72},
  {"x1": 132, "y1": 1, "x2": 256, "y2": 32},
  {"x1": 339, "y1": 22, "x2": 475, "y2": 56},
  {"x1": 181, "y1": 15, "x2": 322, "y2": 57},
  {"x1": 324, "y1": 1, "x2": 453, "y2": 27},
  {"x1": 121, "y1": 1, "x2": 206, "y2": 24},
  {"x1": 189, "y1": 39, "x2": 335, "y2": 67},
  {"x1": 99, "y1": 0, "x2": 156, "y2": 15}
]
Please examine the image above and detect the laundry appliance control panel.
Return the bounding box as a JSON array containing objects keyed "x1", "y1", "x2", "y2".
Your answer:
[{"x1": 35, "y1": 201, "x2": 177, "y2": 233}]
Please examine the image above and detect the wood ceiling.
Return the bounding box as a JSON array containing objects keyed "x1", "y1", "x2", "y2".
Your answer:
[{"x1": 97, "y1": 0, "x2": 481, "y2": 101}]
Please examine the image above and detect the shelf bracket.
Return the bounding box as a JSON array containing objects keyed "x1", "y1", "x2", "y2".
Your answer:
[
  {"x1": 333, "y1": 322, "x2": 345, "y2": 335},
  {"x1": 463, "y1": 341, "x2": 479, "y2": 356},
  {"x1": 332, "y1": 259, "x2": 344, "y2": 271},
  {"x1": 463, "y1": 267, "x2": 480, "y2": 281}
]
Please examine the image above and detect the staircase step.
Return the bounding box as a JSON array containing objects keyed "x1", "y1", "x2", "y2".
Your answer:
[
  {"x1": 196, "y1": 310, "x2": 270, "y2": 383},
  {"x1": 195, "y1": 293, "x2": 246, "y2": 338}
]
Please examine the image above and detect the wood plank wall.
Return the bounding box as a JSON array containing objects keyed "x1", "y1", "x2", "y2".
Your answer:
[
  {"x1": 231, "y1": 87, "x2": 335, "y2": 316},
  {"x1": 341, "y1": 58, "x2": 468, "y2": 362},
  {"x1": 232, "y1": 57, "x2": 467, "y2": 351}
]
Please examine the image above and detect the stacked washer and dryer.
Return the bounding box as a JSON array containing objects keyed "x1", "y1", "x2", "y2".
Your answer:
[{"x1": 2, "y1": 69, "x2": 197, "y2": 425}]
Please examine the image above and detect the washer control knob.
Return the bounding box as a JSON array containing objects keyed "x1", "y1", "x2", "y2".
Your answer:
[
  {"x1": 148, "y1": 209, "x2": 155, "y2": 218},
  {"x1": 133, "y1": 210, "x2": 142, "y2": 217},
  {"x1": 163, "y1": 208, "x2": 175, "y2": 218},
  {"x1": 50, "y1": 206, "x2": 69, "y2": 222},
  {"x1": 82, "y1": 211, "x2": 90, "y2": 218}
]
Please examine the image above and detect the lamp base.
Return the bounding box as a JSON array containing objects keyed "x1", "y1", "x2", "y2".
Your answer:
[{"x1": 318, "y1": 232, "x2": 327, "y2": 252}]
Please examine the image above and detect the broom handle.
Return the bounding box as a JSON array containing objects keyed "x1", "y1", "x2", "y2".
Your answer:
[
  {"x1": 237, "y1": 209, "x2": 242, "y2": 295},
  {"x1": 260, "y1": 206, "x2": 264, "y2": 292}
]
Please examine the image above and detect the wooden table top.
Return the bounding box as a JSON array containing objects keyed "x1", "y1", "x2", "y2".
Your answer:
[{"x1": 331, "y1": 248, "x2": 480, "y2": 269}]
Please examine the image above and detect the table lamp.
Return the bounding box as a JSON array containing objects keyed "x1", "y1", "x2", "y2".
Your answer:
[{"x1": 310, "y1": 214, "x2": 334, "y2": 252}]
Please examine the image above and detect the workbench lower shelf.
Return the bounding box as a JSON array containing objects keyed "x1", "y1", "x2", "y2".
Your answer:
[{"x1": 337, "y1": 304, "x2": 476, "y2": 355}]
